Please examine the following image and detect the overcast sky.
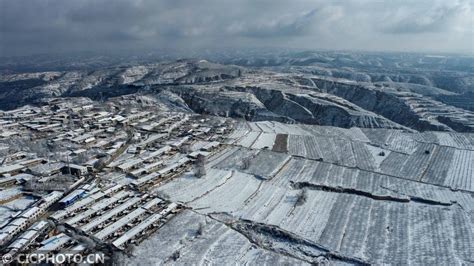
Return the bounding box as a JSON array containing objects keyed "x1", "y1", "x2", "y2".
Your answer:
[{"x1": 1, "y1": 0, "x2": 473, "y2": 56}]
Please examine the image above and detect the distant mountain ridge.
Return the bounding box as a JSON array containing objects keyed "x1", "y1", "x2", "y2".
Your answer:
[{"x1": 1, "y1": 54, "x2": 473, "y2": 132}]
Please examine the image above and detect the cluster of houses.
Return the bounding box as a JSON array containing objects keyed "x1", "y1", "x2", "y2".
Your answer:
[{"x1": 0, "y1": 100, "x2": 233, "y2": 259}]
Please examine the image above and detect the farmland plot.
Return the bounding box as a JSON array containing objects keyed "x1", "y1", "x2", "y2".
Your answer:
[
  {"x1": 119, "y1": 210, "x2": 308, "y2": 265},
  {"x1": 408, "y1": 206, "x2": 460, "y2": 265},
  {"x1": 444, "y1": 149, "x2": 474, "y2": 192},
  {"x1": 369, "y1": 142, "x2": 438, "y2": 181},
  {"x1": 364, "y1": 144, "x2": 391, "y2": 170},
  {"x1": 397, "y1": 143, "x2": 437, "y2": 181},
  {"x1": 382, "y1": 203, "x2": 410, "y2": 264},
  {"x1": 237, "y1": 183, "x2": 291, "y2": 223},
  {"x1": 272, "y1": 134, "x2": 288, "y2": 152},
  {"x1": 188, "y1": 171, "x2": 261, "y2": 214},
  {"x1": 287, "y1": 158, "x2": 471, "y2": 208},
  {"x1": 270, "y1": 157, "x2": 306, "y2": 187},
  {"x1": 344, "y1": 127, "x2": 371, "y2": 142},
  {"x1": 338, "y1": 197, "x2": 373, "y2": 256},
  {"x1": 291, "y1": 160, "x2": 333, "y2": 185},
  {"x1": 251, "y1": 132, "x2": 276, "y2": 150},
  {"x1": 352, "y1": 142, "x2": 377, "y2": 171},
  {"x1": 379, "y1": 152, "x2": 410, "y2": 178},
  {"x1": 287, "y1": 135, "x2": 307, "y2": 157},
  {"x1": 412, "y1": 131, "x2": 438, "y2": 146},
  {"x1": 301, "y1": 125, "x2": 349, "y2": 140},
  {"x1": 446, "y1": 133, "x2": 474, "y2": 150},
  {"x1": 363, "y1": 202, "x2": 389, "y2": 263},
  {"x1": 467, "y1": 134, "x2": 474, "y2": 147},
  {"x1": 312, "y1": 193, "x2": 467, "y2": 264},
  {"x1": 213, "y1": 147, "x2": 291, "y2": 179},
  {"x1": 241, "y1": 150, "x2": 291, "y2": 178},
  {"x1": 300, "y1": 124, "x2": 371, "y2": 144},
  {"x1": 212, "y1": 147, "x2": 259, "y2": 170},
  {"x1": 285, "y1": 159, "x2": 320, "y2": 184},
  {"x1": 247, "y1": 121, "x2": 262, "y2": 132},
  {"x1": 206, "y1": 146, "x2": 241, "y2": 168},
  {"x1": 302, "y1": 136, "x2": 322, "y2": 159},
  {"x1": 287, "y1": 135, "x2": 357, "y2": 167},
  {"x1": 451, "y1": 209, "x2": 474, "y2": 263},
  {"x1": 331, "y1": 137, "x2": 357, "y2": 167},
  {"x1": 280, "y1": 190, "x2": 339, "y2": 243},
  {"x1": 226, "y1": 123, "x2": 250, "y2": 143},
  {"x1": 361, "y1": 128, "x2": 392, "y2": 147},
  {"x1": 422, "y1": 146, "x2": 456, "y2": 185},
  {"x1": 317, "y1": 193, "x2": 357, "y2": 251},
  {"x1": 312, "y1": 136, "x2": 339, "y2": 162},
  {"x1": 266, "y1": 121, "x2": 311, "y2": 135},
  {"x1": 252, "y1": 121, "x2": 274, "y2": 132},
  {"x1": 155, "y1": 168, "x2": 233, "y2": 203},
  {"x1": 238, "y1": 131, "x2": 261, "y2": 148},
  {"x1": 384, "y1": 130, "x2": 419, "y2": 154},
  {"x1": 434, "y1": 132, "x2": 464, "y2": 149}
]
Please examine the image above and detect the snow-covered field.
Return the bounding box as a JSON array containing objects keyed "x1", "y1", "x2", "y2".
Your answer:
[
  {"x1": 117, "y1": 210, "x2": 309, "y2": 265},
  {"x1": 133, "y1": 121, "x2": 474, "y2": 264},
  {"x1": 225, "y1": 121, "x2": 474, "y2": 192}
]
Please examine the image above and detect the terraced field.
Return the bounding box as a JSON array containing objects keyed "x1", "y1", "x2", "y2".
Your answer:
[{"x1": 149, "y1": 121, "x2": 474, "y2": 264}]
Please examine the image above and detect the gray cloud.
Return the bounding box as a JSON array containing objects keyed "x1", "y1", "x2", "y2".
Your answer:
[
  {"x1": 225, "y1": 9, "x2": 319, "y2": 37},
  {"x1": 383, "y1": 0, "x2": 472, "y2": 34},
  {"x1": 0, "y1": 0, "x2": 472, "y2": 56}
]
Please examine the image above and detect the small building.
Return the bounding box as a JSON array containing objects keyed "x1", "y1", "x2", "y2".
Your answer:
[
  {"x1": 201, "y1": 141, "x2": 220, "y2": 151},
  {"x1": 28, "y1": 162, "x2": 63, "y2": 177},
  {"x1": 0, "y1": 164, "x2": 25, "y2": 177},
  {"x1": 61, "y1": 164, "x2": 88, "y2": 177},
  {"x1": 40, "y1": 191, "x2": 64, "y2": 208},
  {"x1": 0, "y1": 177, "x2": 17, "y2": 187},
  {"x1": 19, "y1": 158, "x2": 46, "y2": 167},
  {"x1": 188, "y1": 151, "x2": 210, "y2": 160},
  {"x1": 58, "y1": 189, "x2": 86, "y2": 209}
]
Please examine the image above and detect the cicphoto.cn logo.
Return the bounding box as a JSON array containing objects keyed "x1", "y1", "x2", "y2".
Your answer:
[{"x1": 3, "y1": 252, "x2": 105, "y2": 264}]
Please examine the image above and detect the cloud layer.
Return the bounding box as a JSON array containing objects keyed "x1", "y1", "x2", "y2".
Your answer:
[{"x1": 0, "y1": 0, "x2": 472, "y2": 56}]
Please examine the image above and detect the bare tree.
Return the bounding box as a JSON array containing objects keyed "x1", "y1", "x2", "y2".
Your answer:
[
  {"x1": 169, "y1": 250, "x2": 180, "y2": 261},
  {"x1": 194, "y1": 154, "x2": 207, "y2": 178},
  {"x1": 8, "y1": 134, "x2": 57, "y2": 159},
  {"x1": 241, "y1": 156, "x2": 252, "y2": 170},
  {"x1": 295, "y1": 188, "x2": 307, "y2": 207},
  {"x1": 125, "y1": 244, "x2": 137, "y2": 255},
  {"x1": 179, "y1": 144, "x2": 191, "y2": 154},
  {"x1": 194, "y1": 165, "x2": 206, "y2": 178},
  {"x1": 73, "y1": 152, "x2": 89, "y2": 164},
  {"x1": 196, "y1": 222, "x2": 205, "y2": 237}
]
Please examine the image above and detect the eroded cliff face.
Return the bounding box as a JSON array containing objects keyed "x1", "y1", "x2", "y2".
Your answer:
[
  {"x1": 311, "y1": 78, "x2": 450, "y2": 131},
  {"x1": 235, "y1": 86, "x2": 405, "y2": 129},
  {"x1": 160, "y1": 83, "x2": 408, "y2": 130},
  {"x1": 320, "y1": 78, "x2": 473, "y2": 132}
]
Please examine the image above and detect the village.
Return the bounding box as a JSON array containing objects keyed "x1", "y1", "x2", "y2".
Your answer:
[{"x1": 0, "y1": 99, "x2": 232, "y2": 261}]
